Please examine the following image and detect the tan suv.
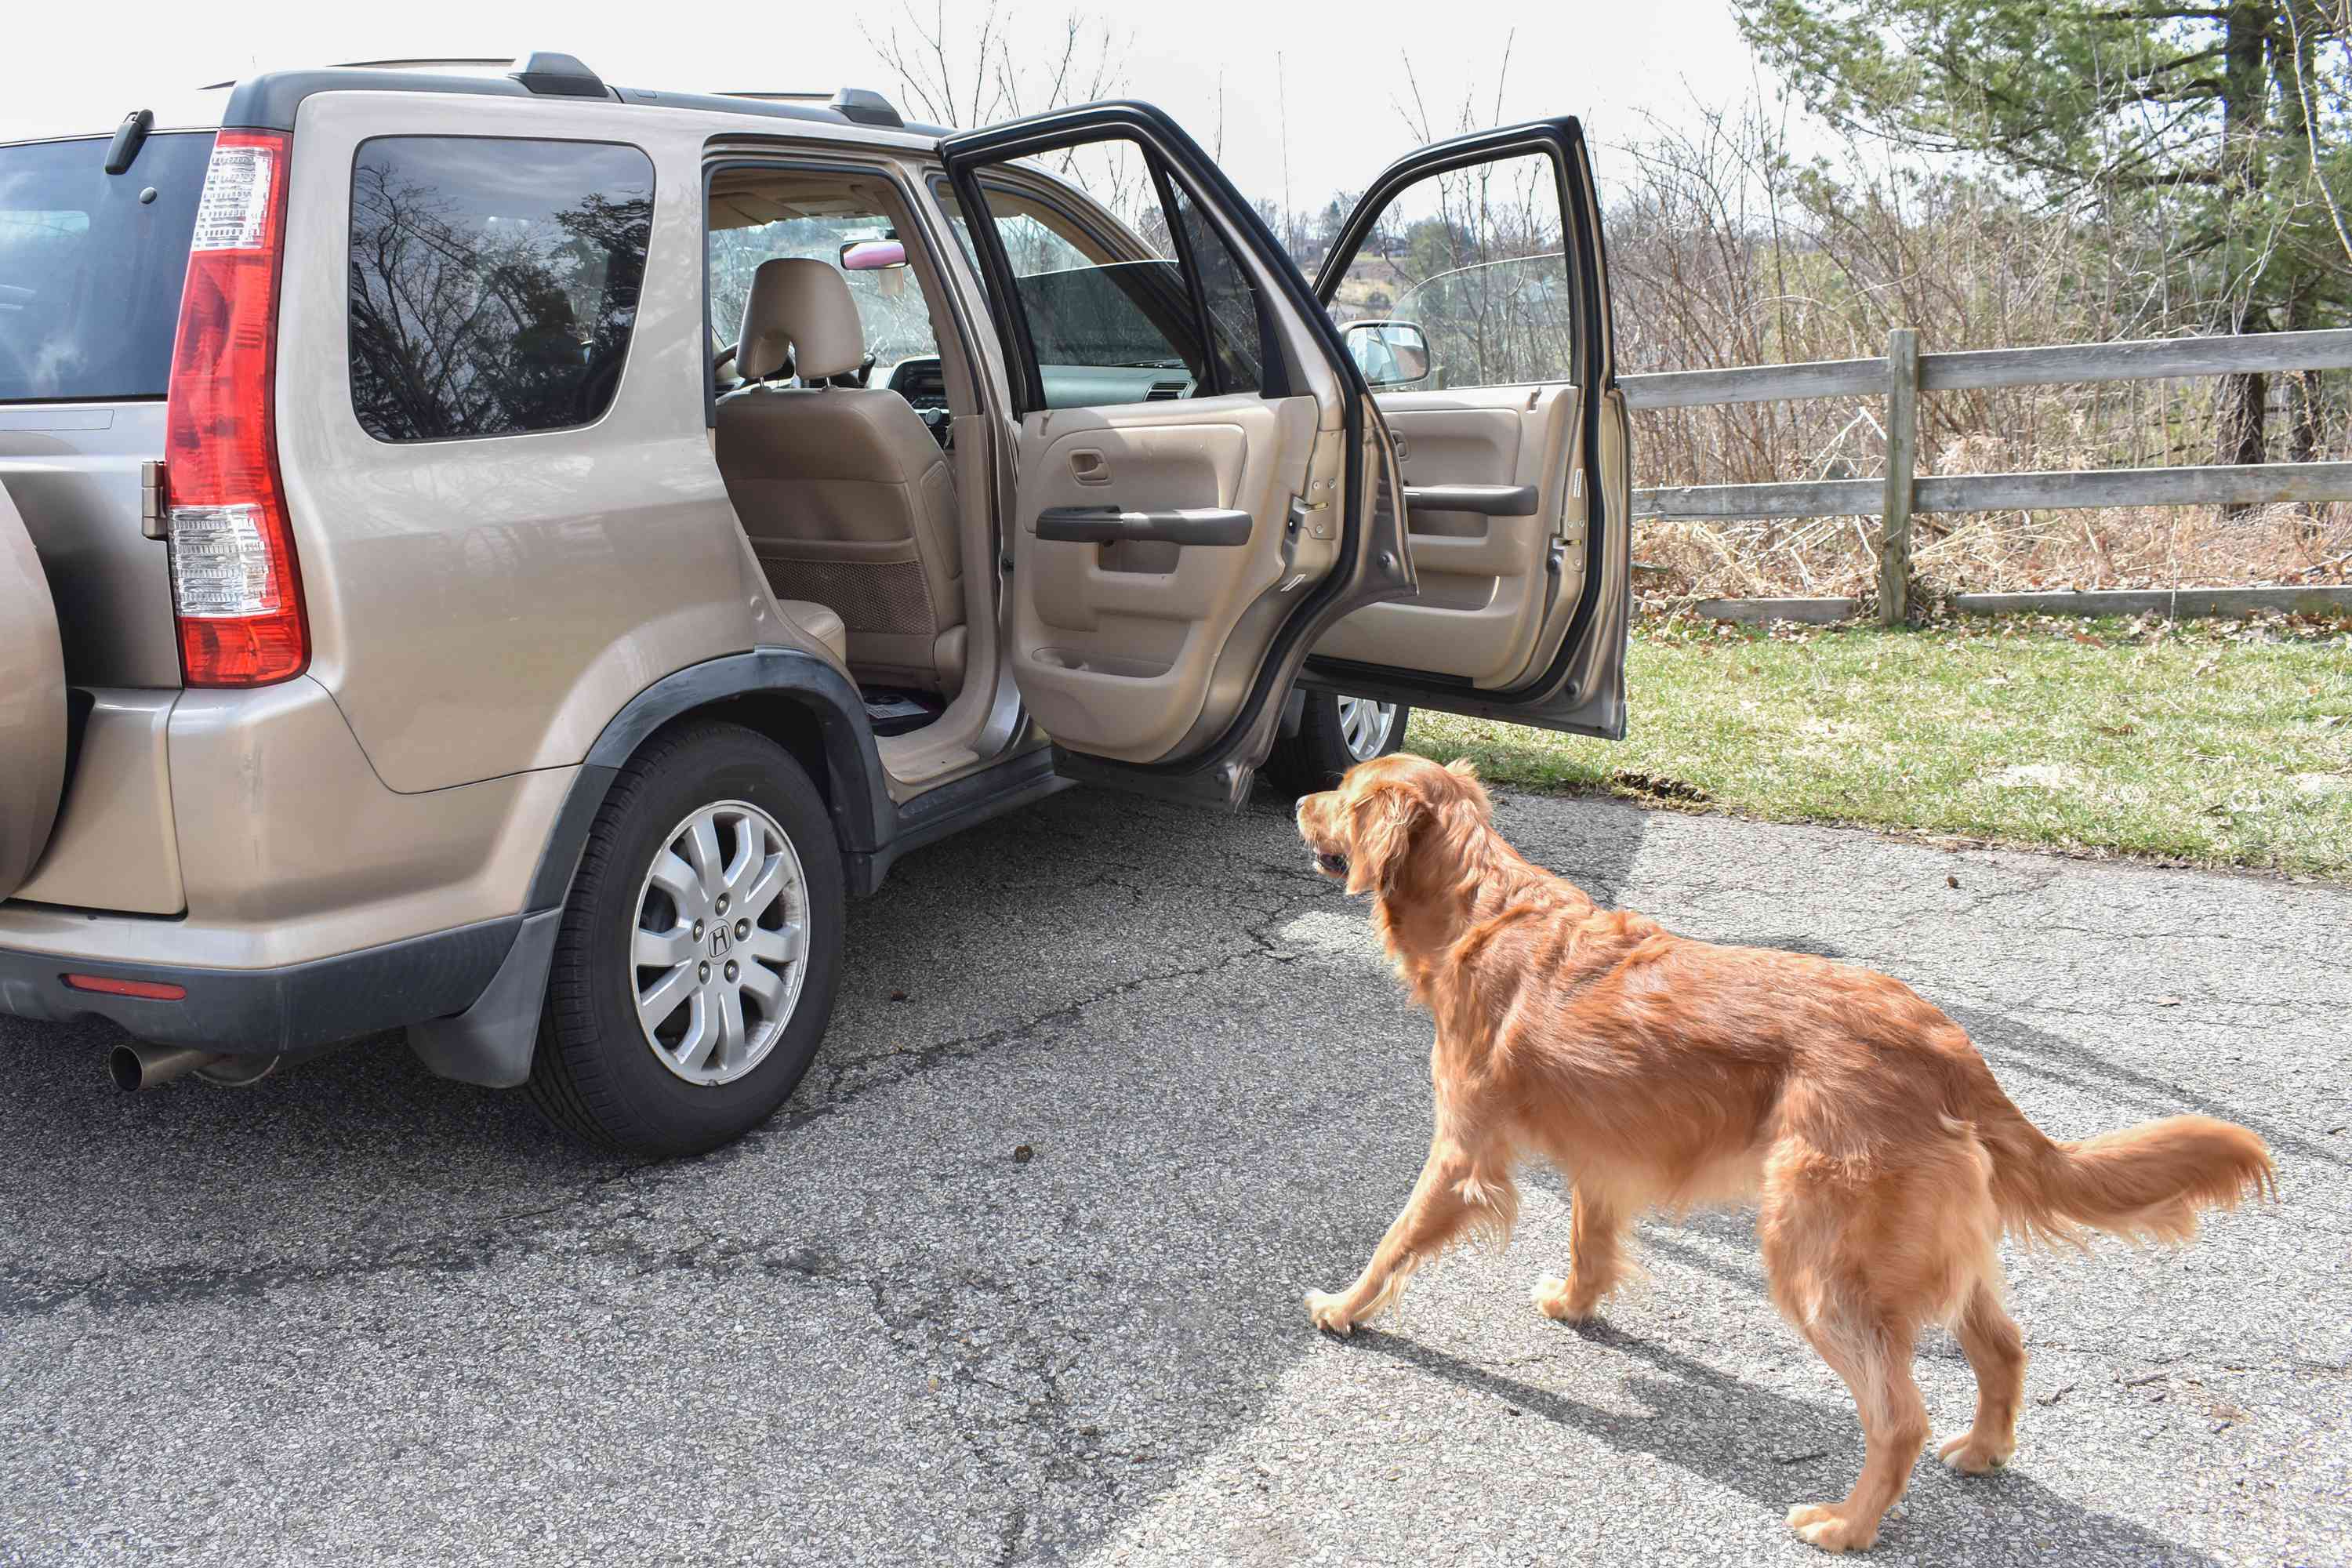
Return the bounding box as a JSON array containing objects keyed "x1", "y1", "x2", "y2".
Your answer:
[{"x1": 0, "y1": 54, "x2": 1631, "y2": 1156}]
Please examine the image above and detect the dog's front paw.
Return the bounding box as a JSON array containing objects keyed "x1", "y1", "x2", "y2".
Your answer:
[
  {"x1": 1530, "y1": 1274, "x2": 1592, "y2": 1322},
  {"x1": 1305, "y1": 1290, "x2": 1355, "y2": 1336},
  {"x1": 1936, "y1": 1430, "x2": 2016, "y2": 1475}
]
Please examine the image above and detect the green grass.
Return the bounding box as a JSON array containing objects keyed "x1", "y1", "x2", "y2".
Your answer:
[{"x1": 1406, "y1": 613, "x2": 2352, "y2": 879}]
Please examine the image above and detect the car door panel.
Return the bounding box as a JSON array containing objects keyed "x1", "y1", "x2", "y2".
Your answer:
[
  {"x1": 1312, "y1": 383, "x2": 1580, "y2": 687},
  {"x1": 941, "y1": 102, "x2": 1407, "y2": 800},
  {"x1": 1010, "y1": 392, "x2": 1317, "y2": 761},
  {"x1": 1305, "y1": 118, "x2": 1628, "y2": 738}
]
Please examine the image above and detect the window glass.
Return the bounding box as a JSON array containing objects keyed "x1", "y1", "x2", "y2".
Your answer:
[
  {"x1": 1171, "y1": 181, "x2": 1265, "y2": 398},
  {"x1": 708, "y1": 199, "x2": 938, "y2": 383},
  {"x1": 0, "y1": 132, "x2": 212, "y2": 403},
  {"x1": 1327, "y1": 151, "x2": 1571, "y2": 389},
  {"x1": 951, "y1": 145, "x2": 1269, "y2": 409},
  {"x1": 347, "y1": 137, "x2": 653, "y2": 442}
]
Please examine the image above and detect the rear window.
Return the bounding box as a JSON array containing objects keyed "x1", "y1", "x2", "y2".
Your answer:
[
  {"x1": 347, "y1": 136, "x2": 655, "y2": 443},
  {"x1": 0, "y1": 132, "x2": 212, "y2": 404}
]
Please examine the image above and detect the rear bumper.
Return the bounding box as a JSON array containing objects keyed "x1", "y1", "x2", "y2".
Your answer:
[{"x1": 0, "y1": 915, "x2": 521, "y2": 1055}]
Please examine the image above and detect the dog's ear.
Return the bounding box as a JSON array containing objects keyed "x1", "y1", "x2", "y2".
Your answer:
[
  {"x1": 1444, "y1": 756, "x2": 1494, "y2": 819},
  {"x1": 1345, "y1": 781, "x2": 1425, "y2": 897}
]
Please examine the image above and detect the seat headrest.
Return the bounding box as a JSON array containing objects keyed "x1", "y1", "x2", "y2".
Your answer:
[{"x1": 737, "y1": 257, "x2": 866, "y2": 382}]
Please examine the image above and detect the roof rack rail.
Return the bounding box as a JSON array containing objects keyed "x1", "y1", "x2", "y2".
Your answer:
[
  {"x1": 510, "y1": 52, "x2": 612, "y2": 100},
  {"x1": 713, "y1": 86, "x2": 906, "y2": 129},
  {"x1": 331, "y1": 58, "x2": 515, "y2": 71}
]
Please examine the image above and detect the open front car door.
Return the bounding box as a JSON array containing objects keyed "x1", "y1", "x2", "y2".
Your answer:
[
  {"x1": 1306, "y1": 118, "x2": 1632, "y2": 737},
  {"x1": 941, "y1": 102, "x2": 1410, "y2": 807}
]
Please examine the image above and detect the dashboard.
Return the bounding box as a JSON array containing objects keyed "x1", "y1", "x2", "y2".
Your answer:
[
  {"x1": 886, "y1": 357, "x2": 954, "y2": 447},
  {"x1": 883, "y1": 357, "x2": 1203, "y2": 448}
]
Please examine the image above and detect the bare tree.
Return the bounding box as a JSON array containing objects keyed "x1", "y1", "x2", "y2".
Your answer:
[{"x1": 859, "y1": 1, "x2": 1128, "y2": 130}]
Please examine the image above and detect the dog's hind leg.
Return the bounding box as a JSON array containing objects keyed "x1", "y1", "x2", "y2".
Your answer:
[
  {"x1": 1306, "y1": 1139, "x2": 1516, "y2": 1336},
  {"x1": 1761, "y1": 1159, "x2": 1934, "y2": 1554},
  {"x1": 1532, "y1": 1183, "x2": 1630, "y2": 1322},
  {"x1": 1779, "y1": 1299, "x2": 1928, "y2": 1554},
  {"x1": 1938, "y1": 1281, "x2": 2026, "y2": 1474}
]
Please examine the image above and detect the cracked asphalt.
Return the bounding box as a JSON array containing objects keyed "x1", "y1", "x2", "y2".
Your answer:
[{"x1": 3, "y1": 786, "x2": 2347, "y2": 1566}]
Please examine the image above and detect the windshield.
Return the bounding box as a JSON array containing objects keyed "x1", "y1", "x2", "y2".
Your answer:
[
  {"x1": 710, "y1": 209, "x2": 941, "y2": 380},
  {"x1": 0, "y1": 132, "x2": 212, "y2": 404}
]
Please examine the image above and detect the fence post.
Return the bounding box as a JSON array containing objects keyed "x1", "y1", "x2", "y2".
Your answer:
[{"x1": 1879, "y1": 327, "x2": 1920, "y2": 626}]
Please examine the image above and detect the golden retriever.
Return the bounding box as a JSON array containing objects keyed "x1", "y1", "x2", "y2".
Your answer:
[{"x1": 1294, "y1": 753, "x2": 2274, "y2": 1553}]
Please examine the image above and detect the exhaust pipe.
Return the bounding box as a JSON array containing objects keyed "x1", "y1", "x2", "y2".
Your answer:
[{"x1": 107, "y1": 1042, "x2": 226, "y2": 1091}]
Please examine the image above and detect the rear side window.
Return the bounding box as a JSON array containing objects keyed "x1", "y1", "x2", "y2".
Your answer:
[
  {"x1": 945, "y1": 158, "x2": 1272, "y2": 411},
  {"x1": 347, "y1": 136, "x2": 654, "y2": 443},
  {"x1": 0, "y1": 132, "x2": 212, "y2": 404}
]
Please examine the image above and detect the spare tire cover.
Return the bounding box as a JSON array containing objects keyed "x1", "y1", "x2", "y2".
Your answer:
[{"x1": 0, "y1": 484, "x2": 66, "y2": 900}]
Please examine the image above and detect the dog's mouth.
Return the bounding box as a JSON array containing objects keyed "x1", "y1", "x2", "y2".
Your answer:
[{"x1": 1312, "y1": 849, "x2": 1348, "y2": 878}]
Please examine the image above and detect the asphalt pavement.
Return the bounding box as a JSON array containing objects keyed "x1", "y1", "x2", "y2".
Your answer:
[{"x1": 3, "y1": 784, "x2": 2346, "y2": 1566}]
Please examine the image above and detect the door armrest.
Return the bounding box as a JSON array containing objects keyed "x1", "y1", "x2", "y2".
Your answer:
[
  {"x1": 1402, "y1": 484, "x2": 1539, "y2": 517},
  {"x1": 1033, "y1": 505, "x2": 1254, "y2": 546}
]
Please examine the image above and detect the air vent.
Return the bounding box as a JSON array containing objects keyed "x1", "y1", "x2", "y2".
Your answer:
[{"x1": 1145, "y1": 379, "x2": 1187, "y2": 401}]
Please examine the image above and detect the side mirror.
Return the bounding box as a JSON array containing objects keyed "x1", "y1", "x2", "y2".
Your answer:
[
  {"x1": 1342, "y1": 320, "x2": 1432, "y2": 388},
  {"x1": 840, "y1": 238, "x2": 908, "y2": 271}
]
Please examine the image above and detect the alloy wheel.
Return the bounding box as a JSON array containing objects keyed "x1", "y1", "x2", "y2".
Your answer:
[
  {"x1": 630, "y1": 800, "x2": 808, "y2": 1086},
  {"x1": 1337, "y1": 697, "x2": 1399, "y2": 761}
]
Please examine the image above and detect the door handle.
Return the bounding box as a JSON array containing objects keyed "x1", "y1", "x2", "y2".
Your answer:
[
  {"x1": 1069, "y1": 448, "x2": 1112, "y2": 485},
  {"x1": 1402, "y1": 484, "x2": 1540, "y2": 517},
  {"x1": 1034, "y1": 505, "x2": 1254, "y2": 546}
]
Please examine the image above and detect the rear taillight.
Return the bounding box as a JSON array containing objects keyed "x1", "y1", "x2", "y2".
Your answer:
[{"x1": 164, "y1": 129, "x2": 306, "y2": 687}]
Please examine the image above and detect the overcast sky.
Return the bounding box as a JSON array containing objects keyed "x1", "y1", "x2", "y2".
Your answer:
[{"x1": 0, "y1": 0, "x2": 1784, "y2": 207}]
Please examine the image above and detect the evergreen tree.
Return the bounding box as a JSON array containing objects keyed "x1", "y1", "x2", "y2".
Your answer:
[{"x1": 1737, "y1": 0, "x2": 2352, "y2": 461}]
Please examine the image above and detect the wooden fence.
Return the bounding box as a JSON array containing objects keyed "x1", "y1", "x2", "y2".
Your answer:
[{"x1": 1620, "y1": 326, "x2": 2352, "y2": 625}]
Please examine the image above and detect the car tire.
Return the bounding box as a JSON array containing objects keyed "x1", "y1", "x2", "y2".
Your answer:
[
  {"x1": 527, "y1": 720, "x2": 843, "y2": 1158},
  {"x1": 1264, "y1": 692, "x2": 1411, "y2": 796}
]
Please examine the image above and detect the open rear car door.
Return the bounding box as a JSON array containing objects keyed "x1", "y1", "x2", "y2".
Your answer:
[
  {"x1": 1305, "y1": 118, "x2": 1632, "y2": 736},
  {"x1": 941, "y1": 103, "x2": 1411, "y2": 806}
]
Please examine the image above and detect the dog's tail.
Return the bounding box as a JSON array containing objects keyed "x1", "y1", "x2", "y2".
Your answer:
[{"x1": 1981, "y1": 1102, "x2": 2274, "y2": 1248}]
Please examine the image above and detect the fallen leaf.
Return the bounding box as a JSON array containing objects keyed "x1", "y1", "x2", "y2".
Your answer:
[
  {"x1": 1947, "y1": 874, "x2": 1960, "y2": 888},
  {"x1": 889, "y1": 989, "x2": 909, "y2": 1003},
  {"x1": 1013, "y1": 1144, "x2": 1034, "y2": 1163}
]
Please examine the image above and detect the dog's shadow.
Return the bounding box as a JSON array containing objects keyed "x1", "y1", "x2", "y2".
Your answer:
[{"x1": 1345, "y1": 1321, "x2": 2220, "y2": 1563}]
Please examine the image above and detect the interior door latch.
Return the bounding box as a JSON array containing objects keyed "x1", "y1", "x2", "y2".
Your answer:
[{"x1": 1287, "y1": 494, "x2": 1332, "y2": 541}]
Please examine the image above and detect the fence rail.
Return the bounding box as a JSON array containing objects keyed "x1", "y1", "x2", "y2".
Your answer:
[{"x1": 1620, "y1": 326, "x2": 2352, "y2": 624}]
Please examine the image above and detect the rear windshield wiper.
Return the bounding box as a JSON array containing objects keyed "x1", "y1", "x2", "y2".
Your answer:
[{"x1": 104, "y1": 109, "x2": 154, "y2": 176}]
